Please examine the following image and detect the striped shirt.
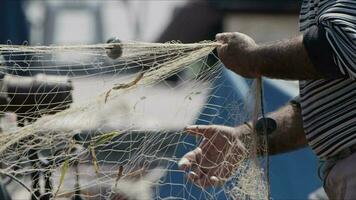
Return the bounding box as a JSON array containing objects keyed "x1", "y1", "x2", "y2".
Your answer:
[{"x1": 299, "y1": 0, "x2": 356, "y2": 159}]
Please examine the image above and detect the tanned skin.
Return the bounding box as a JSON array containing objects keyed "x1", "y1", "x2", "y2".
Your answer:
[
  {"x1": 179, "y1": 103, "x2": 307, "y2": 187},
  {"x1": 260, "y1": 102, "x2": 307, "y2": 155},
  {"x1": 216, "y1": 32, "x2": 323, "y2": 80},
  {"x1": 179, "y1": 32, "x2": 316, "y2": 187}
]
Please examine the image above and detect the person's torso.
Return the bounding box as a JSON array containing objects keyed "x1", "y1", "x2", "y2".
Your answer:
[{"x1": 299, "y1": 0, "x2": 356, "y2": 159}]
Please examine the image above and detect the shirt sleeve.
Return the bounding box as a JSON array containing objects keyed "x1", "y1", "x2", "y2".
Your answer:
[{"x1": 303, "y1": 0, "x2": 356, "y2": 79}]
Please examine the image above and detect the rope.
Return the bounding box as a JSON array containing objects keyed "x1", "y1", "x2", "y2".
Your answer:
[{"x1": 257, "y1": 77, "x2": 271, "y2": 200}]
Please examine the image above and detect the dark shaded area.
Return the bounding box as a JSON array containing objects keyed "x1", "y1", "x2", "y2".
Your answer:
[
  {"x1": 156, "y1": 0, "x2": 223, "y2": 83},
  {"x1": 156, "y1": 1, "x2": 223, "y2": 43},
  {"x1": 0, "y1": 0, "x2": 29, "y2": 45},
  {"x1": 0, "y1": 74, "x2": 73, "y2": 126},
  {"x1": 0, "y1": 0, "x2": 30, "y2": 77},
  {"x1": 210, "y1": 0, "x2": 301, "y2": 13}
]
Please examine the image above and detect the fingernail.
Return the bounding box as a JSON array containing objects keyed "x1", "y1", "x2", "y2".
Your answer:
[
  {"x1": 210, "y1": 176, "x2": 219, "y2": 183},
  {"x1": 178, "y1": 158, "x2": 189, "y2": 169},
  {"x1": 188, "y1": 171, "x2": 198, "y2": 180}
]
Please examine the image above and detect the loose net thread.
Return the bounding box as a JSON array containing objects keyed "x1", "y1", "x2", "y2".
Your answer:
[{"x1": 0, "y1": 41, "x2": 268, "y2": 199}]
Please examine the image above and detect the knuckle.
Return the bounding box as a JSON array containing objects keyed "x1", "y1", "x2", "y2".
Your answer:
[{"x1": 195, "y1": 147, "x2": 202, "y2": 154}]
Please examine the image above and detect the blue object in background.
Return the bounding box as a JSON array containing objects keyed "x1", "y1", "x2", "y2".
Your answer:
[
  {"x1": 159, "y1": 66, "x2": 321, "y2": 199},
  {"x1": 0, "y1": 0, "x2": 30, "y2": 77},
  {"x1": 0, "y1": 0, "x2": 29, "y2": 45}
]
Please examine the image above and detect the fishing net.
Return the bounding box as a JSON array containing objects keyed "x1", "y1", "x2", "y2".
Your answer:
[{"x1": 0, "y1": 41, "x2": 268, "y2": 199}]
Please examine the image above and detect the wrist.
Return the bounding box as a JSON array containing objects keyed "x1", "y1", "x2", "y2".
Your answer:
[
  {"x1": 234, "y1": 122, "x2": 253, "y2": 139},
  {"x1": 246, "y1": 45, "x2": 262, "y2": 78}
]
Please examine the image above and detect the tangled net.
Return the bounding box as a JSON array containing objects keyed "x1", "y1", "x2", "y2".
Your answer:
[{"x1": 0, "y1": 41, "x2": 267, "y2": 199}]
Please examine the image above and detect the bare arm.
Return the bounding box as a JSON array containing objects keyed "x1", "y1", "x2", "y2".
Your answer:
[
  {"x1": 216, "y1": 33, "x2": 324, "y2": 80},
  {"x1": 257, "y1": 101, "x2": 307, "y2": 155},
  {"x1": 240, "y1": 101, "x2": 307, "y2": 155},
  {"x1": 252, "y1": 35, "x2": 323, "y2": 80}
]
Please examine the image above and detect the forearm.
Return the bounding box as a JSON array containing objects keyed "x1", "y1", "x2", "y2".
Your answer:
[
  {"x1": 264, "y1": 101, "x2": 307, "y2": 155},
  {"x1": 241, "y1": 101, "x2": 307, "y2": 155},
  {"x1": 251, "y1": 35, "x2": 324, "y2": 80}
]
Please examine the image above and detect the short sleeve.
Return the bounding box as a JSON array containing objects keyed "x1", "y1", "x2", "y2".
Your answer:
[
  {"x1": 303, "y1": 25, "x2": 345, "y2": 78},
  {"x1": 318, "y1": 0, "x2": 356, "y2": 79}
]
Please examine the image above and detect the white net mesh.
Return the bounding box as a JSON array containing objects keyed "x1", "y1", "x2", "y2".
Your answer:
[{"x1": 0, "y1": 41, "x2": 267, "y2": 200}]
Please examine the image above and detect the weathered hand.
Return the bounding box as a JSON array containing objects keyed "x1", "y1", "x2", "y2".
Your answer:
[
  {"x1": 178, "y1": 125, "x2": 248, "y2": 187},
  {"x1": 216, "y1": 32, "x2": 259, "y2": 78}
]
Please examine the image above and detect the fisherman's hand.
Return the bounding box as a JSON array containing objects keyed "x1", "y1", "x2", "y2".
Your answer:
[
  {"x1": 216, "y1": 32, "x2": 259, "y2": 78},
  {"x1": 179, "y1": 125, "x2": 248, "y2": 187}
]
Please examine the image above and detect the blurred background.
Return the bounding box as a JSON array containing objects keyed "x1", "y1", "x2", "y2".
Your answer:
[{"x1": 0, "y1": 0, "x2": 325, "y2": 199}]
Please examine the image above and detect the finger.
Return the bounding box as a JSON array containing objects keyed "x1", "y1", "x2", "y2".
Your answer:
[
  {"x1": 187, "y1": 171, "x2": 199, "y2": 182},
  {"x1": 185, "y1": 163, "x2": 221, "y2": 187},
  {"x1": 200, "y1": 173, "x2": 228, "y2": 187},
  {"x1": 215, "y1": 33, "x2": 233, "y2": 43},
  {"x1": 209, "y1": 176, "x2": 224, "y2": 187},
  {"x1": 178, "y1": 148, "x2": 202, "y2": 170},
  {"x1": 195, "y1": 175, "x2": 216, "y2": 188},
  {"x1": 186, "y1": 124, "x2": 235, "y2": 133},
  {"x1": 184, "y1": 125, "x2": 215, "y2": 138},
  {"x1": 187, "y1": 170, "x2": 224, "y2": 187},
  {"x1": 185, "y1": 125, "x2": 211, "y2": 131}
]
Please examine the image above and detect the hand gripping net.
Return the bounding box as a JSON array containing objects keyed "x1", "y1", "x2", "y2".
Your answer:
[{"x1": 0, "y1": 41, "x2": 268, "y2": 200}]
